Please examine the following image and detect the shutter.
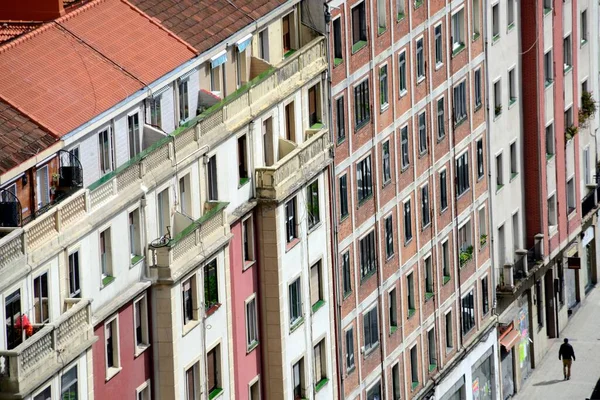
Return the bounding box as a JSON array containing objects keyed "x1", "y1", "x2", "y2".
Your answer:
[{"x1": 314, "y1": 343, "x2": 322, "y2": 380}]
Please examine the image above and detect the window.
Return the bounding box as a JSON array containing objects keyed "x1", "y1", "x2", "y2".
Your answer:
[
  {"x1": 546, "y1": 123, "x2": 555, "y2": 156},
  {"x1": 510, "y1": 142, "x2": 517, "y2": 177},
  {"x1": 437, "y1": 98, "x2": 445, "y2": 139},
  {"x1": 385, "y1": 215, "x2": 394, "y2": 258},
  {"x1": 418, "y1": 111, "x2": 427, "y2": 154},
  {"x1": 264, "y1": 117, "x2": 274, "y2": 166},
  {"x1": 137, "y1": 382, "x2": 151, "y2": 400},
  {"x1": 98, "y1": 127, "x2": 114, "y2": 175},
  {"x1": 564, "y1": 35, "x2": 572, "y2": 70},
  {"x1": 246, "y1": 296, "x2": 258, "y2": 348},
  {"x1": 249, "y1": 379, "x2": 260, "y2": 400},
  {"x1": 33, "y1": 272, "x2": 49, "y2": 323},
  {"x1": 479, "y1": 207, "x2": 487, "y2": 246},
  {"x1": 339, "y1": 175, "x2": 348, "y2": 219},
  {"x1": 567, "y1": 178, "x2": 575, "y2": 213},
  {"x1": 410, "y1": 345, "x2": 419, "y2": 384},
  {"x1": 401, "y1": 126, "x2": 410, "y2": 169},
  {"x1": 105, "y1": 317, "x2": 120, "y2": 372},
  {"x1": 354, "y1": 79, "x2": 370, "y2": 128},
  {"x1": 204, "y1": 259, "x2": 219, "y2": 311},
  {"x1": 5, "y1": 290, "x2": 22, "y2": 350},
  {"x1": 404, "y1": 200, "x2": 412, "y2": 242},
  {"x1": 345, "y1": 328, "x2": 355, "y2": 371},
  {"x1": 210, "y1": 63, "x2": 225, "y2": 96},
  {"x1": 178, "y1": 79, "x2": 189, "y2": 123},
  {"x1": 182, "y1": 276, "x2": 197, "y2": 326},
  {"x1": 342, "y1": 251, "x2": 352, "y2": 295},
  {"x1": 282, "y1": 13, "x2": 292, "y2": 53},
  {"x1": 492, "y1": 4, "x2": 499, "y2": 39},
  {"x1": 207, "y1": 345, "x2": 221, "y2": 397},
  {"x1": 474, "y1": 68, "x2": 482, "y2": 108},
  {"x1": 333, "y1": 18, "x2": 343, "y2": 62},
  {"x1": 496, "y1": 153, "x2": 504, "y2": 189},
  {"x1": 445, "y1": 311, "x2": 453, "y2": 349},
  {"x1": 536, "y1": 280, "x2": 544, "y2": 327},
  {"x1": 407, "y1": 272, "x2": 415, "y2": 312},
  {"x1": 238, "y1": 135, "x2": 248, "y2": 184},
  {"x1": 363, "y1": 306, "x2": 379, "y2": 351},
  {"x1": 352, "y1": 2, "x2": 367, "y2": 48},
  {"x1": 379, "y1": 65, "x2": 388, "y2": 108},
  {"x1": 377, "y1": 0, "x2": 386, "y2": 33},
  {"x1": 453, "y1": 81, "x2": 467, "y2": 123},
  {"x1": 472, "y1": 0, "x2": 480, "y2": 37},
  {"x1": 498, "y1": 224, "x2": 506, "y2": 266},
  {"x1": 425, "y1": 256, "x2": 433, "y2": 295},
  {"x1": 185, "y1": 363, "x2": 199, "y2": 400},
  {"x1": 236, "y1": 47, "x2": 247, "y2": 88},
  {"x1": 392, "y1": 363, "x2": 401, "y2": 399},
  {"x1": 476, "y1": 139, "x2": 484, "y2": 179},
  {"x1": 207, "y1": 155, "x2": 218, "y2": 201},
  {"x1": 178, "y1": 175, "x2": 191, "y2": 216},
  {"x1": 292, "y1": 358, "x2": 305, "y2": 398},
  {"x1": 285, "y1": 198, "x2": 297, "y2": 243},
  {"x1": 68, "y1": 251, "x2": 81, "y2": 298},
  {"x1": 129, "y1": 209, "x2": 142, "y2": 263},
  {"x1": 461, "y1": 290, "x2": 475, "y2": 334},
  {"x1": 481, "y1": 276, "x2": 489, "y2": 315},
  {"x1": 336, "y1": 97, "x2": 345, "y2": 142},
  {"x1": 34, "y1": 386, "x2": 52, "y2": 400},
  {"x1": 543, "y1": 0, "x2": 552, "y2": 11},
  {"x1": 360, "y1": 231, "x2": 376, "y2": 279},
  {"x1": 434, "y1": 24, "x2": 442, "y2": 65},
  {"x1": 442, "y1": 241, "x2": 450, "y2": 278},
  {"x1": 565, "y1": 107, "x2": 573, "y2": 130},
  {"x1": 61, "y1": 366, "x2": 78, "y2": 400},
  {"x1": 509, "y1": 68, "x2": 516, "y2": 103},
  {"x1": 314, "y1": 340, "x2": 327, "y2": 385},
  {"x1": 134, "y1": 295, "x2": 149, "y2": 349},
  {"x1": 289, "y1": 278, "x2": 302, "y2": 325},
  {"x1": 397, "y1": 0, "x2": 405, "y2": 19},
  {"x1": 310, "y1": 261, "x2": 323, "y2": 309},
  {"x1": 416, "y1": 38, "x2": 425, "y2": 79},
  {"x1": 259, "y1": 29, "x2": 269, "y2": 61},
  {"x1": 243, "y1": 216, "x2": 255, "y2": 263},
  {"x1": 438, "y1": 170, "x2": 448, "y2": 212},
  {"x1": 494, "y1": 80, "x2": 501, "y2": 116},
  {"x1": 357, "y1": 156, "x2": 373, "y2": 202},
  {"x1": 307, "y1": 180, "x2": 320, "y2": 229},
  {"x1": 544, "y1": 51, "x2": 553, "y2": 85},
  {"x1": 398, "y1": 51, "x2": 407, "y2": 94},
  {"x1": 389, "y1": 288, "x2": 398, "y2": 330},
  {"x1": 382, "y1": 140, "x2": 391, "y2": 183},
  {"x1": 128, "y1": 113, "x2": 140, "y2": 159},
  {"x1": 157, "y1": 188, "x2": 169, "y2": 237},
  {"x1": 507, "y1": 0, "x2": 514, "y2": 28},
  {"x1": 581, "y1": 10, "x2": 588, "y2": 43},
  {"x1": 458, "y1": 221, "x2": 472, "y2": 252},
  {"x1": 284, "y1": 102, "x2": 296, "y2": 143},
  {"x1": 367, "y1": 383, "x2": 381, "y2": 400},
  {"x1": 456, "y1": 152, "x2": 470, "y2": 195},
  {"x1": 421, "y1": 184, "x2": 430, "y2": 228},
  {"x1": 451, "y1": 9, "x2": 464, "y2": 52},
  {"x1": 583, "y1": 147, "x2": 590, "y2": 185},
  {"x1": 308, "y1": 84, "x2": 321, "y2": 126},
  {"x1": 428, "y1": 328, "x2": 436, "y2": 367},
  {"x1": 100, "y1": 228, "x2": 113, "y2": 282}
]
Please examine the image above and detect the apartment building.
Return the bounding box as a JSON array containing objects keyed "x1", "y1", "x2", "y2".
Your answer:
[
  {"x1": 493, "y1": 0, "x2": 600, "y2": 398},
  {"x1": 327, "y1": 0, "x2": 498, "y2": 399}
]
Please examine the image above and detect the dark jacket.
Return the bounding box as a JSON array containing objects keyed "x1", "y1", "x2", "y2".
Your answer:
[{"x1": 559, "y1": 343, "x2": 576, "y2": 360}]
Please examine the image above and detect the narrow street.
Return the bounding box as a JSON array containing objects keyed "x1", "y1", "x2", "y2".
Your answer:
[{"x1": 514, "y1": 288, "x2": 600, "y2": 400}]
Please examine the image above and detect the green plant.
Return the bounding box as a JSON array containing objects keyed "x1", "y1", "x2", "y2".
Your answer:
[
  {"x1": 459, "y1": 245, "x2": 474, "y2": 266},
  {"x1": 579, "y1": 91, "x2": 597, "y2": 127},
  {"x1": 480, "y1": 234, "x2": 487, "y2": 246},
  {"x1": 565, "y1": 125, "x2": 578, "y2": 141},
  {"x1": 495, "y1": 105, "x2": 502, "y2": 116}
]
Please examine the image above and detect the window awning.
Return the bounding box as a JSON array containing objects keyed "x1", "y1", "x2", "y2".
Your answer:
[
  {"x1": 500, "y1": 329, "x2": 521, "y2": 351},
  {"x1": 236, "y1": 34, "x2": 252, "y2": 52},
  {"x1": 210, "y1": 50, "x2": 227, "y2": 68}
]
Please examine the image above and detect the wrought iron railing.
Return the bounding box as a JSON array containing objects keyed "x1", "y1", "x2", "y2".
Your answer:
[{"x1": 582, "y1": 189, "x2": 597, "y2": 217}]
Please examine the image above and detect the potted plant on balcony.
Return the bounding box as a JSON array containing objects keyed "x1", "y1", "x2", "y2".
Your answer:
[
  {"x1": 565, "y1": 125, "x2": 578, "y2": 141},
  {"x1": 459, "y1": 245, "x2": 474, "y2": 267},
  {"x1": 480, "y1": 234, "x2": 487, "y2": 247},
  {"x1": 579, "y1": 91, "x2": 597, "y2": 127}
]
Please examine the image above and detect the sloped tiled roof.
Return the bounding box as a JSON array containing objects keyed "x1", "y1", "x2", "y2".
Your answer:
[
  {"x1": 129, "y1": 0, "x2": 287, "y2": 53},
  {"x1": 0, "y1": 22, "x2": 43, "y2": 45},
  {"x1": 0, "y1": 0, "x2": 197, "y2": 137},
  {"x1": 0, "y1": 100, "x2": 58, "y2": 175}
]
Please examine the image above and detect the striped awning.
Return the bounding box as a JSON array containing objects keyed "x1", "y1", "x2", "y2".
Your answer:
[
  {"x1": 236, "y1": 34, "x2": 252, "y2": 52},
  {"x1": 210, "y1": 50, "x2": 227, "y2": 68}
]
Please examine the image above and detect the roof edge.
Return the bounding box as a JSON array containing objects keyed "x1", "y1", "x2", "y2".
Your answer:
[{"x1": 0, "y1": 95, "x2": 61, "y2": 138}]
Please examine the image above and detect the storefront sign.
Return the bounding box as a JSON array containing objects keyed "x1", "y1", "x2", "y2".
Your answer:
[{"x1": 568, "y1": 257, "x2": 581, "y2": 269}]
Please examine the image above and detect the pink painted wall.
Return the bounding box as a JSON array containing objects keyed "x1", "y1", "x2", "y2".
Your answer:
[
  {"x1": 229, "y1": 216, "x2": 262, "y2": 400},
  {"x1": 93, "y1": 294, "x2": 153, "y2": 399}
]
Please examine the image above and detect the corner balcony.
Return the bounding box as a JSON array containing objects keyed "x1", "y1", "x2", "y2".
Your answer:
[
  {"x1": 498, "y1": 235, "x2": 544, "y2": 294},
  {"x1": 0, "y1": 299, "x2": 96, "y2": 398},
  {"x1": 148, "y1": 202, "x2": 230, "y2": 282},
  {"x1": 581, "y1": 184, "x2": 599, "y2": 220},
  {"x1": 255, "y1": 127, "x2": 332, "y2": 201}
]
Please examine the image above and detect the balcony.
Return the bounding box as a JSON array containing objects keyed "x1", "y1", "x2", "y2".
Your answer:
[
  {"x1": 0, "y1": 299, "x2": 95, "y2": 398},
  {"x1": 149, "y1": 202, "x2": 230, "y2": 282},
  {"x1": 255, "y1": 127, "x2": 331, "y2": 201},
  {"x1": 581, "y1": 185, "x2": 598, "y2": 219},
  {"x1": 498, "y1": 235, "x2": 544, "y2": 294}
]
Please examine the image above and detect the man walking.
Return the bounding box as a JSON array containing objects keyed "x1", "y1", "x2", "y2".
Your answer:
[{"x1": 559, "y1": 338, "x2": 576, "y2": 380}]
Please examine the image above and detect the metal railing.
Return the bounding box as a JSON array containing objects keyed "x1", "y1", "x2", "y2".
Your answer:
[{"x1": 582, "y1": 189, "x2": 597, "y2": 217}]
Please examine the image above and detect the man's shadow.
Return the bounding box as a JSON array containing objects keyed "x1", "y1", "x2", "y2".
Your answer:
[{"x1": 533, "y1": 379, "x2": 564, "y2": 386}]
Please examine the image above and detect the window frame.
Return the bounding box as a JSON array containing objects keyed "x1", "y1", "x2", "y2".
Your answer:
[
  {"x1": 359, "y1": 230, "x2": 377, "y2": 280},
  {"x1": 245, "y1": 294, "x2": 259, "y2": 350},
  {"x1": 345, "y1": 327, "x2": 355, "y2": 371},
  {"x1": 285, "y1": 197, "x2": 297, "y2": 243},
  {"x1": 104, "y1": 314, "x2": 121, "y2": 379},
  {"x1": 404, "y1": 199, "x2": 412, "y2": 243},
  {"x1": 339, "y1": 174, "x2": 349, "y2": 219},
  {"x1": 133, "y1": 294, "x2": 150, "y2": 354},
  {"x1": 354, "y1": 79, "x2": 371, "y2": 129},
  {"x1": 307, "y1": 179, "x2": 320, "y2": 229},
  {"x1": 382, "y1": 140, "x2": 391, "y2": 184},
  {"x1": 401, "y1": 125, "x2": 410, "y2": 169},
  {"x1": 385, "y1": 214, "x2": 394, "y2": 259},
  {"x1": 461, "y1": 290, "x2": 475, "y2": 334},
  {"x1": 398, "y1": 50, "x2": 407, "y2": 94},
  {"x1": 204, "y1": 259, "x2": 220, "y2": 312},
  {"x1": 363, "y1": 305, "x2": 379, "y2": 352},
  {"x1": 289, "y1": 277, "x2": 303, "y2": 326},
  {"x1": 416, "y1": 37, "x2": 425, "y2": 80},
  {"x1": 356, "y1": 155, "x2": 373, "y2": 203},
  {"x1": 379, "y1": 65, "x2": 389, "y2": 109}
]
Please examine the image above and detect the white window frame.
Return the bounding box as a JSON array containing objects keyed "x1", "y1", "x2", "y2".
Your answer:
[
  {"x1": 133, "y1": 294, "x2": 150, "y2": 355},
  {"x1": 104, "y1": 314, "x2": 121, "y2": 380},
  {"x1": 127, "y1": 110, "x2": 141, "y2": 159},
  {"x1": 248, "y1": 375, "x2": 261, "y2": 400},
  {"x1": 136, "y1": 379, "x2": 152, "y2": 400},
  {"x1": 245, "y1": 294, "x2": 259, "y2": 350},
  {"x1": 451, "y1": 8, "x2": 465, "y2": 52}
]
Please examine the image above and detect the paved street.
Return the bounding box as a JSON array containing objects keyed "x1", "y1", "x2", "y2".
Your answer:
[{"x1": 514, "y1": 288, "x2": 600, "y2": 399}]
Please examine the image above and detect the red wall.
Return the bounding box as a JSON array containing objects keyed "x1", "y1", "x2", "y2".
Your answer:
[{"x1": 93, "y1": 294, "x2": 153, "y2": 399}]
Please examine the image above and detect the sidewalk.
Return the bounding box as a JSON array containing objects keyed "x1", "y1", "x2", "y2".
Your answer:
[{"x1": 514, "y1": 288, "x2": 600, "y2": 400}]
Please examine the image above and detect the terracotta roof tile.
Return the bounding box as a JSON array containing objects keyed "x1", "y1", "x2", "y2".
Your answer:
[
  {"x1": 129, "y1": 0, "x2": 287, "y2": 53},
  {"x1": 0, "y1": 22, "x2": 43, "y2": 45},
  {"x1": 0, "y1": 100, "x2": 57, "y2": 175}
]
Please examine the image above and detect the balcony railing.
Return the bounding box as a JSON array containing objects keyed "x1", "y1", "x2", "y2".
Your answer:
[
  {"x1": 149, "y1": 202, "x2": 229, "y2": 282},
  {"x1": 582, "y1": 186, "x2": 598, "y2": 218},
  {"x1": 255, "y1": 127, "x2": 332, "y2": 201},
  {"x1": 0, "y1": 299, "x2": 95, "y2": 396},
  {"x1": 513, "y1": 252, "x2": 527, "y2": 282}
]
